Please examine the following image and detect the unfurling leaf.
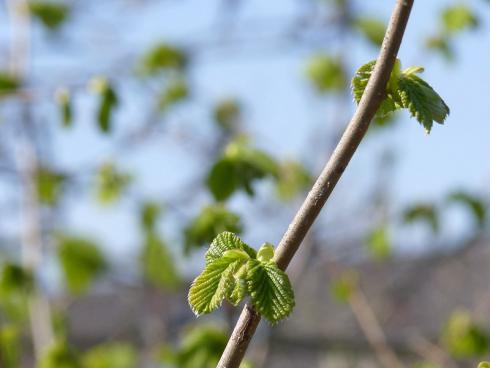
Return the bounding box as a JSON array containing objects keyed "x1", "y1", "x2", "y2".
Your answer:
[
  {"x1": 352, "y1": 59, "x2": 449, "y2": 133},
  {"x1": 188, "y1": 232, "x2": 295, "y2": 323},
  {"x1": 184, "y1": 205, "x2": 243, "y2": 254},
  {"x1": 247, "y1": 260, "x2": 295, "y2": 324},
  {"x1": 305, "y1": 54, "x2": 346, "y2": 93},
  {"x1": 57, "y1": 236, "x2": 107, "y2": 294},
  {"x1": 28, "y1": 1, "x2": 69, "y2": 31}
]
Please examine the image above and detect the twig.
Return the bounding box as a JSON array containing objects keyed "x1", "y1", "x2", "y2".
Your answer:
[{"x1": 217, "y1": 1, "x2": 415, "y2": 366}]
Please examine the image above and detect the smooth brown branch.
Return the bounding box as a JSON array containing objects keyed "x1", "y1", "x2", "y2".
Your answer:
[{"x1": 217, "y1": 1, "x2": 415, "y2": 367}]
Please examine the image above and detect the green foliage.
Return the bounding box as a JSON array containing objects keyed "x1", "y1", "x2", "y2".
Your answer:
[
  {"x1": 184, "y1": 204, "x2": 243, "y2": 254},
  {"x1": 0, "y1": 72, "x2": 20, "y2": 96},
  {"x1": 82, "y1": 342, "x2": 136, "y2": 368},
  {"x1": 354, "y1": 17, "x2": 386, "y2": 46},
  {"x1": 140, "y1": 200, "x2": 162, "y2": 233},
  {"x1": 403, "y1": 203, "x2": 439, "y2": 233},
  {"x1": 213, "y1": 99, "x2": 241, "y2": 131},
  {"x1": 442, "y1": 310, "x2": 490, "y2": 358},
  {"x1": 89, "y1": 77, "x2": 118, "y2": 134},
  {"x1": 330, "y1": 271, "x2": 358, "y2": 303},
  {"x1": 0, "y1": 324, "x2": 21, "y2": 368},
  {"x1": 442, "y1": 4, "x2": 478, "y2": 34},
  {"x1": 28, "y1": 1, "x2": 70, "y2": 31},
  {"x1": 352, "y1": 60, "x2": 449, "y2": 133},
  {"x1": 38, "y1": 340, "x2": 81, "y2": 368},
  {"x1": 276, "y1": 161, "x2": 312, "y2": 200},
  {"x1": 36, "y1": 167, "x2": 65, "y2": 205},
  {"x1": 479, "y1": 362, "x2": 490, "y2": 368},
  {"x1": 425, "y1": 35, "x2": 454, "y2": 61},
  {"x1": 188, "y1": 232, "x2": 294, "y2": 323},
  {"x1": 207, "y1": 138, "x2": 279, "y2": 201},
  {"x1": 365, "y1": 224, "x2": 392, "y2": 260},
  {"x1": 161, "y1": 324, "x2": 251, "y2": 368},
  {"x1": 0, "y1": 263, "x2": 33, "y2": 296},
  {"x1": 55, "y1": 88, "x2": 73, "y2": 128},
  {"x1": 159, "y1": 78, "x2": 189, "y2": 111},
  {"x1": 57, "y1": 236, "x2": 107, "y2": 294},
  {"x1": 305, "y1": 54, "x2": 346, "y2": 93},
  {"x1": 141, "y1": 232, "x2": 181, "y2": 289},
  {"x1": 447, "y1": 191, "x2": 486, "y2": 229},
  {"x1": 95, "y1": 162, "x2": 132, "y2": 204},
  {"x1": 138, "y1": 43, "x2": 187, "y2": 75}
]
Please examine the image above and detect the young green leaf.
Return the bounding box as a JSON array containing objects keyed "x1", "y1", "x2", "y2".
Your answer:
[
  {"x1": 479, "y1": 362, "x2": 490, "y2": 368},
  {"x1": 89, "y1": 77, "x2": 119, "y2": 134},
  {"x1": 442, "y1": 4, "x2": 478, "y2": 34},
  {"x1": 213, "y1": 98, "x2": 241, "y2": 131},
  {"x1": 365, "y1": 225, "x2": 392, "y2": 260},
  {"x1": 276, "y1": 161, "x2": 312, "y2": 201},
  {"x1": 55, "y1": 88, "x2": 73, "y2": 128},
  {"x1": 0, "y1": 72, "x2": 21, "y2": 96},
  {"x1": 247, "y1": 260, "x2": 295, "y2": 324},
  {"x1": 353, "y1": 17, "x2": 386, "y2": 46},
  {"x1": 36, "y1": 167, "x2": 65, "y2": 205},
  {"x1": 29, "y1": 1, "x2": 70, "y2": 31},
  {"x1": 95, "y1": 162, "x2": 132, "y2": 205},
  {"x1": 257, "y1": 243, "x2": 274, "y2": 263},
  {"x1": 139, "y1": 201, "x2": 163, "y2": 233},
  {"x1": 447, "y1": 191, "x2": 486, "y2": 229},
  {"x1": 397, "y1": 69, "x2": 449, "y2": 133},
  {"x1": 403, "y1": 203, "x2": 439, "y2": 233},
  {"x1": 158, "y1": 78, "x2": 189, "y2": 111},
  {"x1": 205, "y1": 231, "x2": 256, "y2": 265},
  {"x1": 138, "y1": 43, "x2": 187, "y2": 75},
  {"x1": 188, "y1": 255, "x2": 245, "y2": 315}
]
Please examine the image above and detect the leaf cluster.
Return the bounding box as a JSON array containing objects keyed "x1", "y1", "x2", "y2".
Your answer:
[{"x1": 188, "y1": 232, "x2": 294, "y2": 324}]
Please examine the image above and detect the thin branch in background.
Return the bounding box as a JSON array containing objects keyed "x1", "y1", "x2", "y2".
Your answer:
[{"x1": 217, "y1": 1, "x2": 415, "y2": 367}]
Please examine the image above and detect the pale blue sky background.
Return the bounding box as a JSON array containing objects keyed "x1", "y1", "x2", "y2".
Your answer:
[{"x1": 1, "y1": 0, "x2": 490, "y2": 276}]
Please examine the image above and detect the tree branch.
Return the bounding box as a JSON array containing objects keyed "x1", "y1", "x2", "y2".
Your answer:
[{"x1": 217, "y1": 1, "x2": 415, "y2": 366}]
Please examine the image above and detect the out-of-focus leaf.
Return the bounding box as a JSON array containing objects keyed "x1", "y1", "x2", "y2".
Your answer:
[
  {"x1": 140, "y1": 201, "x2": 162, "y2": 233},
  {"x1": 141, "y1": 232, "x2": 181, "y2": 289},
  {"x1": 0, "y1": 72, "x2": 20, "y2": 96},
  {"x1": 479, "y1": 362, "x2": 490, "y2": 368},
  {"x1": 138, "y1": 43, "x2": 187, "y2": 75},
  {"x1": 330, "y1": 271, "x2": 358, "y2": 303},
  {"x1": 0, "y1": 263, "x2": 33, "y2": 296},
  {"x1": 82, "y1": 342, "x2": 136, "y2": 368},
  {"x1": 365, "y1": 225, "x2": 392, "y2": 260},
  {"x1": 28, "y1": 1, "x2": 69, "y2": 31},
  {"x1": 55, "y1": 88, "x2": 73, "y2": 128},
  {"x1": 89, "y1": 77, "x2": 118, "y2": 134},
  {"x1": 158, "y1": 78, "x2": 189, "y2": 111},
  {"x1": 160, "y1": 324, "x2": 251, "y2": 368},
  {"x1": 36, "y1": 167, "x2": 65, "y2": 205},
  {"x1": 354, "y1": 17, "x2": 386, "y2": 46},
  {"x1": 442, "y1": 4, "x2": 478, "y2": 34},
  {"x1": 442, "y1": 310, "x2": 489, "y2": 358},
  {"x1": 403, "y1": 203, "x2": 439, "y2": 233},
  {"x1": 425, "y1": 35, "x2": 454, "y2": 61},
  {"x1": 276, "y1": 161, "x2": 312, "y2": 201},
  {"x1": 95, "y1": 162, "x2": 132, "y2": 205},
  {"x1": 207, "y1": 138, "x2": 279, "y2": 201},
  {"x1": 0, "y1": 324, "x2": 21, "y2": 368},
  {"x1": 213, "y1": 99, "x2": 241, "y2": 131},
  {"x1": 184, "y1": 204, "x2": 243, "y2": 255},
  {"x1": 57, "y1": 236, "x2": 107, "y2": 294},
  {"x1": 447, "y1": 191, "x2": 487, "y2": 229},
  {"x1": 39, "y1": 340, "x2": 81, "y2": 368},
  {"x1": 305, "y1": 54, "x2": 347, "y2": 93}
]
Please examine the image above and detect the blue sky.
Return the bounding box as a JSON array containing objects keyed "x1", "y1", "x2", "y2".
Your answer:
[{"x1": 2, "y1": 0, "x2": 490, "y2": 273}]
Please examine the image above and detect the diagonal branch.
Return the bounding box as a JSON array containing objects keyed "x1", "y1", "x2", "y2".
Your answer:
[{"x1": 217, "y1": 1, "x2": 415, "y2": 367}]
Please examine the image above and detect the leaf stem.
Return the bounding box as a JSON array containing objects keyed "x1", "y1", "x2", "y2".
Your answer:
[{"x1": 217, "y1": 0, "x2": 415, "y2": 367}]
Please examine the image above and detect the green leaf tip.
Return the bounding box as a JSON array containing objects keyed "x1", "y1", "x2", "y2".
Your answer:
[
  {"x1": 352, "y1": 59, "x2": 449, "y2": 134},
  {"x1": 188, "y1": 232, "x2": 295, "y2": 323}
]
